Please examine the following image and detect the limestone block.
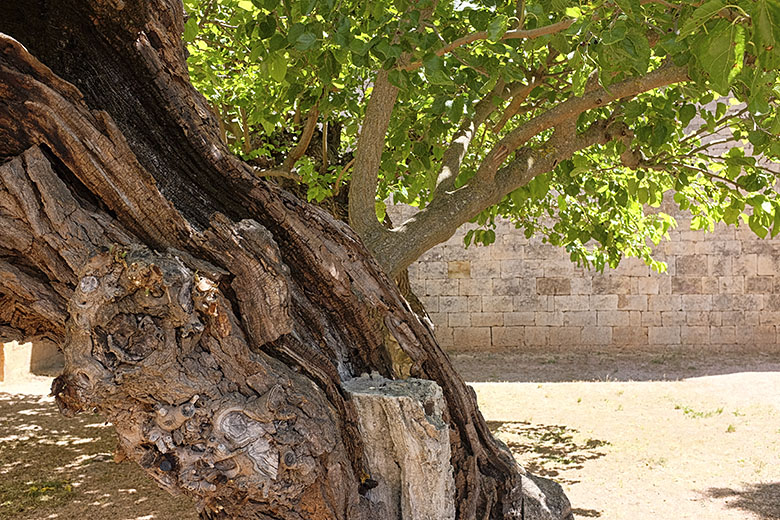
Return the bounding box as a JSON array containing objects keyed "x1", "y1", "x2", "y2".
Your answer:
[
  {"x1": 536, "y1": 277, "x2": 571, "y2": 295},
  {"x1": 439, "y1": 295, "x2": 469, "y2": 313},
  {"x1": 492, "y1": 326, "x2": 525, "y2": 348},
  {"x1": 489, "y1": 242, "x2": 525, "y2": 260},
  {"x1": 617, "y1": 295, "x2": 647, "y2": 311},
  {"x1": 548, "y1": 326, "x2": 582, "y2": 347},
  {"x1": 661, "y1": 311, "x2": 687, "y2": 326},
  {"x1": 733, "y1": 253, "x2": 757, "y2": 276},
  {"x1": 420, "y1": 296, "x2": 439, "y2": 313},
  {"x1": 453, "y1": 327, "x2": 491, "y2": 348},
  {"x1": 681, "y1": 295, "x2": 713, "y2": 311},
  {"x1": 686, "y1": 311, "x2": 720, "y2": 326},
  {"x1": 562, "y1": 311, "x2": 594, "y2": 327},
  {"x1": 596, "y1": 310, "x2": 630, "y2": 327},
  {"x1": 710, "y1": 325, "x2": 736, "y2": 344},
  {"x1": 757, "y1": 254, "x2": 778, "y2": 276},
  {"x1": 612, "y1": 257, "x2": 651, "y2": 277},
  {"x1": 343, "y1": 375, "x2": 456, "y2": 520},
  {"x1": 424, "y1": 261, "x2": 448, "y2": 279},
  {"x1": 459, "y1": 278, "x2": 491, "y2": 296},
  {"x1": 447, "y1": 260, "x2": 471, "y2": 279},
  {"x1": 570, "y1": 278, "x2": 592, "y2": 294},
  {"x1": 483, "y1": 295, "x2": 513, "y2": 311},
  {"x1": 535, "y1": 311, "x2": 564, "y2": 327},
  {"x1": 471, "y1": 312, "x2": 504, "y2": 327},
  {"x1": 744, "y1": 311, "x2": 762, "y2": 326},
  {"x1": 708, "y1": 255, "x2": 732, "y2": 276},
  {"x1": 554, "y1": 295, "x2": 590, "y2": 312},
  {"x1": 636, "y1": 276, "x2": 660, "y2": 295},
  {"x1": 642, "y1": 311, "x2": 662, "y2": 326},
  {"x1": 713, "y1": 294, "x2": 762, "y2": 311},
  {"x1": 504, "y1": 312, "x2": 535, "y2": 326},
  {"x1": 471, "y1": 261, "x2": 500, "y2": 279},
  {"x1": 425, "y1": 279, "x2": 458, "y2": 297},
  {"x1": 701, "y1": 276, "x2": 719, "y2": 294},
  {"x1": 672, "y1": 276, "x2": 702, "y2": 294},
  {"x1": 591, "y1": 276, "x2": 632, "y2": 294},
  {"x1": 468, "y1": 296, "x2": 483, "y2": 312},
  {"x1": 648, "y1": 326, "x2": 681, "y2": 345},
  {"x1": 760, "y1": 311, "x2": 780, "y2": 325},
  {"x1": 427, "y1": 312, "x2": 447, "y2": 331},
  {"x1": 434, "y1": 327, "x2": 454, "y2": 347},
  {"x1": 448, "y1": 313, "x2": 471, "y2": 328},
  {"x1": 523, "y1": 326, "x2": 549, "y2": 347},
  {"x1": 514, "y1": 294, "x2": 551, "y2": 312},
  {"x1": 493, "y1": 278, "x2": 534, "y2": 296},
  {"x1": 591, "y1": 295, "x2": 618, "y2": 310},
  {"x1": 648, "y1": 295, "x2": 682, "y2": 311},
  {"x1": 681, "y1": 326, "x2": 710, "y2": 344},
  {"x1": 525, "y1": 243, "x2": 557, "y2": 259},
  {"x1": 581, "y1": 326, "x2": 612, "y2": 345},
  {"x1": 676, "y1": 255, "x2": 709, "y2": 276},
  {"x1": 611, "y1": 326, "x2": 648, "y2": 345},
  {"x1": 718, "y1": 276, "x2": 744, "y2": 294},
  {"x1": 745, "y1": 275, "x2": 773, "y2": 294}
]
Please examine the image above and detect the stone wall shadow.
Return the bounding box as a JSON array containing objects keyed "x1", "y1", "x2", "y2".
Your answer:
[{"x1": 452, "y1": 349, "x2": 780, "y2": 382}]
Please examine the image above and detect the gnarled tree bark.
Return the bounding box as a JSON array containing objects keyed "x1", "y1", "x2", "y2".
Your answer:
[{"x1": 0, "y1": 1, "x2": 572, "y2": 518}]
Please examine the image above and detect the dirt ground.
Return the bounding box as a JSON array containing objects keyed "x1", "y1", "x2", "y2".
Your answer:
[{"x1": 1, "y1": 350, "x2": 779, "y2": 520}]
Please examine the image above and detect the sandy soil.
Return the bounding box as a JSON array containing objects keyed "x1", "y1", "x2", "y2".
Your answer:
[{"x1": 1, "y1": 353, "x2": 778, "y2": 520}]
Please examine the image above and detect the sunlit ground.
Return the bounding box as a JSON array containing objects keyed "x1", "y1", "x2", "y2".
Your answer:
[{"x1": 1, "y1": 352, "x2": 778, "y2": 520}]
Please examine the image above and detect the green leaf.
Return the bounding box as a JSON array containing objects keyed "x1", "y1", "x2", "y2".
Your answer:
[
  {"x1": 375, "y1": 200, "x2": 386, "y2": 222},
  {"x1": 772, "y1": 203, "x2": 780, "y2": 237},
  {"x1": 678, "y1": 104, "x2": 696, "y2": 127},
  {"x1": 753, "y1": 0, "x2": 780, "y2": 68},
  {"x1": 269, "y1": 53, "x2": 287, "y2": 82},
  {"x1": 183, "y1": 17, "x2": 199, "y2": 42},
  {"x1": 749, "y1": 213, "x2": 769, "y2": 238},
  {"x1": 237, "y1": 0, "x2": 255, "y2": 10},
  {"x1": 469, "y1": 9, "x2": 490, "y2": 31},
  {"x1": 487, "y1": 15, "x2": 508, "y2": 42},
  {"x1": 692, "y1": 21, "x2": 745, "y2": 94},
  {"x1": 257, "y1": 15, "x2": 277, "y2": 39},
  {"x1": 294, "y1": 32, "x2": 318, "y2": 51},
  {"x1": 678, "y1": 0, "x2": 725, "y2": 40}
]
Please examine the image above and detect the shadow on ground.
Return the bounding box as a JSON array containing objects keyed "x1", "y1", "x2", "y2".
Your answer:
[
  {"x1": 0, "y1": 393, "x2": 194, "y2": 520},
  {"x1": 705, "y1": 483, "x2": 780, "y2": 520},
  {"x1": 487, "y1": 420, "x2": 610, "y2": 486},
  {"x1": 452, "y1": 350, "x2": 780, "y2": 382}
]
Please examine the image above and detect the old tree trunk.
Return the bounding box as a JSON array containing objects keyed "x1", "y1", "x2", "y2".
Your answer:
[{"x1": 0, "y1": 1, "x2": 571, "y2": 518}]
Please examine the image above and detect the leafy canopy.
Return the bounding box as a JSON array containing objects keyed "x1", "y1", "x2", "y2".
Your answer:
[{"x1": 183, "y1": 0, "x2": 780, "y2": 272}]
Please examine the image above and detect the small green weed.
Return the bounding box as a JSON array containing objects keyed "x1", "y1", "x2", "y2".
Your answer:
[
  {"x1": 674, "y1": 404, "x2": 723, "y2": 418},
  {"x1": 0, "y1": 479, "x2": 75, "y2": 516}
]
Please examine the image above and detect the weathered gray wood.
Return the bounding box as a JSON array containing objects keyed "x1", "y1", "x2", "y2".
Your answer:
[{"x1": 344, "y1": 374, "x2": 456, "y2": 520}]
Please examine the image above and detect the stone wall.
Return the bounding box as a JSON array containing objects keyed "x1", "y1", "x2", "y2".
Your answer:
[{"x1": 389, "y1": 205, "x2": 780, "y2": 352}]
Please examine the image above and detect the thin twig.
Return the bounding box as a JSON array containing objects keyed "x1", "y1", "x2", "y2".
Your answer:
[{"x1": 401, "y1": 19, "x2": 575, "y2": 71}]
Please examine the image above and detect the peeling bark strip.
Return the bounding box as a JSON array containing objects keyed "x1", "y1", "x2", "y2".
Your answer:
[{"x1": 0, "y1": 1, "x2": 572, "y2": 519}]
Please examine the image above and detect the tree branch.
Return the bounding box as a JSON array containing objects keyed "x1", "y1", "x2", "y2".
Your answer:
[
  {"x1": 282, "y1": 106, "x2": 319, "y2": 171},
  {"x1": 433, "y1": 80, "x2": 506, "y2": 195},
  {"x1": 372, "y1": 118, "x2": 619, "y2": 277},
  {"x1": 348, "y1": 69, "x2": 399, "y2": 241},
  {"x1": 474, "y1": 63, "x2": 689, "y2": 182},
  {"x1": 402, "y1": 19, "x2": 575, "y2": 72}
]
